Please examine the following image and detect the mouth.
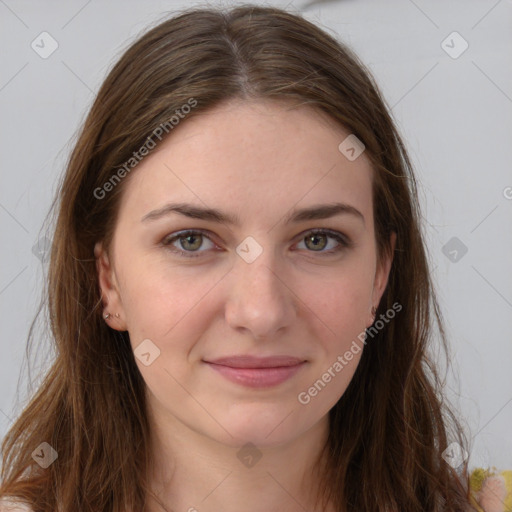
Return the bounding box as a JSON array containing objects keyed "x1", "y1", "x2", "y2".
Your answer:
[{"x1": 203, "y1": 355, "x2": 307, "y2": 388}]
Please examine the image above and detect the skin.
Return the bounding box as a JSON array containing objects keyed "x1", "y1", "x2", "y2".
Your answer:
[{"x1": 95, "y1": 98, "x2": 396, "y2": 512}]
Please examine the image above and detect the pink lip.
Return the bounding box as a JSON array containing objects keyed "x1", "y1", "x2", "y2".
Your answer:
[{"x1": 204, "y1": 356, "x2": 306, "y2": 388}]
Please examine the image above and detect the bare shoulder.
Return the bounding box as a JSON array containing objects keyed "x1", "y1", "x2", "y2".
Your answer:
[{"x1": 0, "y1": 498, "x2": 34, "y2": 512}]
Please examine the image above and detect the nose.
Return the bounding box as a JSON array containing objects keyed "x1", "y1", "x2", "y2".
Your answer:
[{"x1": 224, "y1": 252, "x2": 297, "y2": 341}]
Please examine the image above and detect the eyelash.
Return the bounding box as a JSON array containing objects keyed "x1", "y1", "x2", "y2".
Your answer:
[{"x1": 161, "y1": 228, "x2": 351, "y2": 259}]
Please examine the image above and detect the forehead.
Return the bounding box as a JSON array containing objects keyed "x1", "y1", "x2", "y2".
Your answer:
[{"x1": 116, "y1": 99, "x2": 374, "y2": 228}]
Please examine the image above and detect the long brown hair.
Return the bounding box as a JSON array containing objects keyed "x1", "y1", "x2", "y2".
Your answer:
[{"x1": 1, "y1": 4, "x2": 480, "y2": 511}]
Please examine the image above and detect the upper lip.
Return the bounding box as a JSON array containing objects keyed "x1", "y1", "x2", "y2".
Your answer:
[{"x1": 205, "y1": 356, "x2": 306, "y2": 368}]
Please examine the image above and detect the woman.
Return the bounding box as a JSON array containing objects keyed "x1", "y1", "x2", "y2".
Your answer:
[{"x1": 0, "y1": 5, "x2": 491, "y2": 512}]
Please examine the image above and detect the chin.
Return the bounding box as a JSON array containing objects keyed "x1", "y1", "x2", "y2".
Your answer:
[{"x1": 211, "y1": 405, "x2": 313, "y2": 448}]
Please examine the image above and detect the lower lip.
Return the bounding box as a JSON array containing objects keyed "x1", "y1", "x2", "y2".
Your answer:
[{"x1": 205, "y1": 362, "x2": 305, "y2": 388}]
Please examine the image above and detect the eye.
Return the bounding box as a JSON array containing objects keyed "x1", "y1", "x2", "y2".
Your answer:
[
  {"x1": 161, "y1": 228, "x2": 351, "y2": 258},
  {"x1": 295, "y1": 228, "x2": 350, "y2": 255},
  {"x1": 161, "y1": 229, "x2": 216, "y2": 258}
]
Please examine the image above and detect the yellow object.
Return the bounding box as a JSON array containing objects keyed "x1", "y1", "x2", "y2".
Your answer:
[{"x1": 469, "y1": 467, "x2": 512, "y2": 512}]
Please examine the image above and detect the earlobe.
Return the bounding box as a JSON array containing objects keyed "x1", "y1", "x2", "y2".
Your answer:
[{"x1": 94, "y1": 241, "x2": 127, "y2": 331}]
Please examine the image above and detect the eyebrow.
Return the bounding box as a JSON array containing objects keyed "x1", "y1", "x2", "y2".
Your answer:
[{"x1": 141, "y1": 201, "x2": 365, "y2": 226}]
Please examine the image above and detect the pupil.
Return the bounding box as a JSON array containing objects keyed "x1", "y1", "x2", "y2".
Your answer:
[
  {"x1": 183, "y1": 234, "x2": 200, "y2": 250},
  {"x1": 308, "y1": 234, "x2": 326, "y2": 251}
]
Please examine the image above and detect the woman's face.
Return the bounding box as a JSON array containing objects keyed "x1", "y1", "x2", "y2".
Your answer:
[{"x1": 95, "y1": 99, "x2": 394, "y2": 448}]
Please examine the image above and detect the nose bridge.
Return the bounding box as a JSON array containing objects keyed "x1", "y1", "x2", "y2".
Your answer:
[
  {"x1": 239, "y1": 256, "x2": 279, "y2": 294},
  {"x1": 233, "y1": 233, "x2": 280, "y2": 285},
  {"x1": 234, "y1": 243, "x2": 284, "y2": 303}
]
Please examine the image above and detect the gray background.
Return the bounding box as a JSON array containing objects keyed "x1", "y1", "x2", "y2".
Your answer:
[{"x1": 1, "y1": 0, "x2": 511, "y2": 470}]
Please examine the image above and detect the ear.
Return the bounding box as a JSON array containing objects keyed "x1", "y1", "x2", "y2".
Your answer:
[
  {"x1": 369, "y1": 231, "x2": 397, "y2": 324},
  {"x1": 94, "y1": 241, "x2": 128, "y2": 331}
]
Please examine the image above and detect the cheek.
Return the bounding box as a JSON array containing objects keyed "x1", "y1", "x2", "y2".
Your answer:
[
  {"x1": 119, "y1": 264, "x2": 220, "y2": 349},
  {"x1": 297, "y1": 269, "x2": 374, "y2": 342},
  {"x1": 296, "y1": 278, "x2": 370, "y2": 413}
]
